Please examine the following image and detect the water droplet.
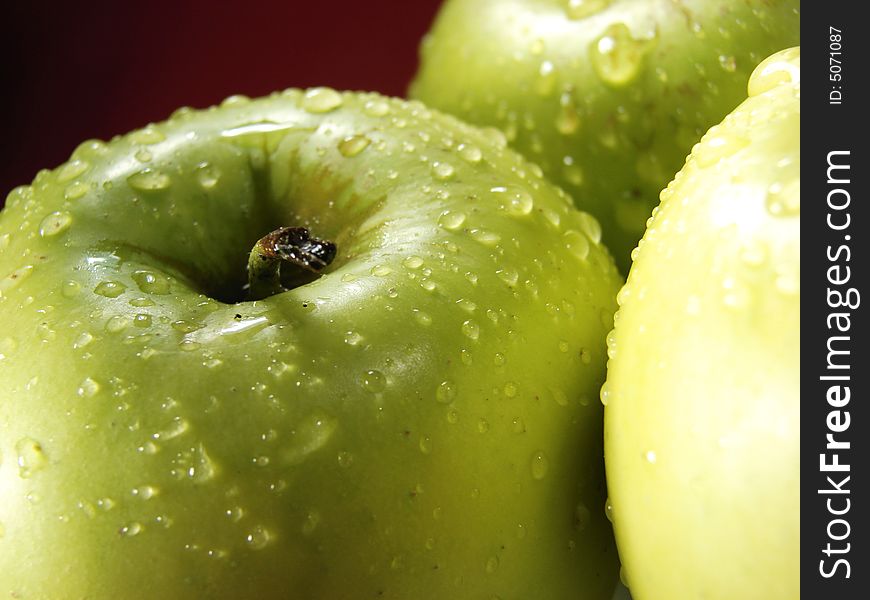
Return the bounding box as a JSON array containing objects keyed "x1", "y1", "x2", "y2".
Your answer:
[
  {"x1": 414, "y1": 309, "x2": 433, "y2": 326},
  {"x1": 57, "y1": 159, "x2": 90, "y2": 182},
  {"x1": 16, "y1": 437, "x2": 48, "y2": 478},
  {"x1": 94, "y1": 281, "x2": 126, "y2": 298},
  {"x1": 419, "y1": 435, "x2": 432, "y2": 454},
  {"x1": 302, "y1": 511, "x2": 320, "y2": 535},
  {"x1": 119, "y1": 522, "x2": 143, "y2": 537},
  {"x1": 486, "y1": 556, "x2": 500, "y2": 574},
  {"x1": 531, "y1": 451, "x2": 549, "y2": 480},
  {"x1": 123, "y1": 273, "x2": 166, "y2": 300},
  {"x1": 563, "y1": 230, "x2": 590, "y2": 260},
  {"x1": 562, "y1": 158, "x2": 584, "y2": 187},
  {"x1": 718, "y1": 55, "x2": 737, "y2": 72},
  {"x1": 403, "y1": 256, "x2": 424, "y2": 271},
  {"x1": 344, "y1": 331, "x2": 363, "y2": 346},
  {"x1": 77, "y1": 377, "x2": 100, "y2": 398},
  {"x1": 438, "y1": 210, "x2": 466, "y2": 230},
  {"x1": 556, "y1": 90, "x2": 580, "y2": 134},
  {"x1": 127, "y1": 169, "x2": 171, "y2": 191},
  {"x1": 645, "y1": 450, "x2": 657, "y2": 464},
  {"x1": 134, "y1": 313, "x2": 153, "y2": 328},
  {"x1": 576, "y1": 212, "x2": 602, "y2": 243},
  {"x1": 496, "y1": 268, "x2": 519, "y2": 287},
  {"x1": 285, "y1": 413, "x2": 337, "y2": 465},
  {"x1": 748, "y1": 47, "x2": 800, "y2": 97},
  {"x1": 301, "y1": 87, "x2": 343, "y2": 113},
  {"x1": 73, "y1": 331, "x2": 94, "y2": 349},
  {"x1": 363, "y1": 98, "x2": 390, "y2": 117},
  {"x1": 134, "y1": 149, "x2": 153, "y2": 163},
  {"x1": 469, "y1": 229, "x2": 501, "y2": 246},
  {"x1": 195, "y1": 163, "x2": 221, "y2": 189},
  {"x1": 432, "y1": 161, "x2": 455, "y2": 180},
  {"x1": 566, "y1": 0, "x2": 611, "y2": 20},
  {"x1": 64, "y1": 181, "x2": 89, "y2": 200},
  {"x1": 694, "y1": 127, "x2": 749, "y2": 167},
  {"x1": 245, "y1": 526, "x2": 273, "y2": 550},
  {"x1": 61, "y1": 280, "x2": 82, "y2": 298},
  {"x1": 436, "y1": 381, "x2": 457, "y2": 404},
  {"x1": 491, "y1": 186, "x2": 533, "y2": 216},
  {"x1": 765, "y1": 180, "x2": 800, "y2": 216},
  {"x1": 550, "y1": 387, "x2": 569, "y2": 406},
  {"x1": 170, "y1": 443, "x2": 216, "y2": 482},
  {"x1": 338, "y1": 134, "x2": 371, "y2": 157},
  {"x1": 361, "y1": 370, "x2": 386, "y2": 393},
  {"x1": 132, "y1": 485, "x2": 159, "y2": 500},
  {"x1": 458, "y1": 143, "x2": 482, "y2": 163},
  {"x1": 0, "y1": 233, "x2": 9, "y2": 252},
  {"x1": 599, "y1": 381, "x2": 612, "y2": 406},
  {"x1": 504, "y1": 382, "x2": 518, "y2": 398},
  {"x1": 461, "y1": 320, "x2": 480, "y2": 341},
  {"x1": 129, "y1": 126, "x2": 166, "y2": 145},
  {"x1": 0, "y1": 265, "x2": 33, "y2": 294},
  {"x1": 590, "y1": 23, "x2": 649, "y2": 86},
  {"x1": 536, "y1": 60, "x2": 557, "y2": 96},
  {"x1": 370, "y1": 264, "x2": 392, "y2": 277},
  {"x1": 604, "y1": 497, "x2": 614, "y2": 521},
  {"x1": 337, "y1": 451, "x2": 354, "y2": 468}
]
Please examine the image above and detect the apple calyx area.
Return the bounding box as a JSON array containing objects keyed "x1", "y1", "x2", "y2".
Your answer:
[{"x1": 247, "y1": 226, "x2": 336, "y2": 300}]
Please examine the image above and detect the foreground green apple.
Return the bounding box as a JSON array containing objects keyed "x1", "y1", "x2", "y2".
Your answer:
[
  {"x1": 603, "y1": 47, "x2": 800, "y2": 599},
  {"x1": 410, "y1": 0, "x2": 800, "y2": 270},
  {"x1": 0, "y1": 90, "x2": 621, "y2": 598}
]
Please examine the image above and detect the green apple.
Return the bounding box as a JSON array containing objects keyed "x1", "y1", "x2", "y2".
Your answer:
[
  {"x1": 603, "y1": 47, "x2": 799, "y2": 599},
  {"x1": 0, "y1": 90, "x2": 622, "y2": 598},
  {"x1": 410, "y1": 0, "x2": 801, "y2": 271}
]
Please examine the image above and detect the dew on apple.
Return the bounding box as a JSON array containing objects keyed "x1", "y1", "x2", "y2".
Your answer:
[
  {"x1": 194, "y1": 162, "x2": 221, "y2": 190},
  {"x1": 535, "y1": 60, "x2": 557, "y2": 96},
  {"x1": 129, "y1": 126, "x2": 166, "y2": 145},
  {"x1": 36, "y1": 321, "x2": 56, "y2": 341},
  {"x1": 589, "y1": 23, "x2": 650, "y2": 87},
  {"x1": 468, "y1": 228, "x2": 501, "y2": 247},
  {"x1": 133, "y1": 314, "x2": 152, "y2": 328},
  {"x1": 370, "y1": 264, "x2": 392, "y2": 277},
  {"x1": 693, "y1": 128, "x2": 750, "y2": 168},
  {"x1": 485, "y1": 555, "x2": 500, "y2": 574},
  {"x1": 446, "y1": 408, "x2": 460, "y2": 424},
  {"x1": 73, "y1": 331, "x2": 94, "y2": 349},
  {"x1": 599, "y1": 381, "x2": 612, "y2": 406},
  {"x1": 63, "y1": 180, "x2": 89, "y2": 200},
  {"x1": 105, "y1": 315, "x2": 131, "y2": 333},
  {"x1": 431, "y1": 161, "x2": 455, "y2": 180},
  {"x1": 435, "y1": 380, "x2": 456, "y2": 404},
  {"x1": 76, "y1": 377, "x2": 100, "y2": 398},
  {"x1": 127, "y1": 169, "x2": 171, "y2": 192},
  {"x1": 38, "y1": 211, "x2": 72, "y2": 237},
  {"x1": 244, "y1": 526, "x2": 273, "y2": 550},
  {"x1": 61, "y1": 280, "x2": 82, "y2": 297},
  {"x1": 338, "y1": 134, "x2": 371, "y2": 157},
  {"x1": 565, "y1": 0, "x2": 611, "y2": 20},
  {"x1": 413, "y1": 309, "x2": 432, "y2": 326},
  {"x1": 419, "y1": 278, "x2": 437, "y2": 292},
  {"x1": 15, "y1": 437, "x2": 48, "y2": 478},
  {"x1": 604, "y1": 497, "x2": 613, "y2": 522},
  {"x1": 56, "y1": 158, "x2": 90, "y2": 182},
  {"x1": 460, "y1": 319, "x2": 480, "y2": 341},
  {"x1": 363, "y1": 98, "x2": 390, "y2": 117},
  {"x1": 503, "y1": 382, "x2": 518, "y2": 398},
  {"x1": 563, "y1": 230, "x2": 590, "y2": 261},
  {"x1": 457, "y1": 143, "x2": 482, "y2": 163},
  {"x1": 530, "y1": 451, "x2": 549, "y2": 480}
]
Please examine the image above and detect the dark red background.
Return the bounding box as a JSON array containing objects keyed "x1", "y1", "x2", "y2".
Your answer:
[{"x1": 0, "y1": 0, "x2": 443, "y2": 205}]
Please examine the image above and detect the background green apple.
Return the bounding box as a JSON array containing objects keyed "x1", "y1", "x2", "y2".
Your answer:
[
  {"x1": 0, "y1": 91, "x2": 622, "y2": 598},
  {"x1": 410, "y1": 0, "x2": 800, "y2": 271},
  {"x1": 603, "y1": 47, "x2": 800, "y2": 599}
]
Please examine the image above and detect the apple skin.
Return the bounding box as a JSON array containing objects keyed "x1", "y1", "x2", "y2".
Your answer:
[
  {"x1": 409, "y1": 0, "x2": 800, "y2": 271},
  {"x1": 0, "y1": 91, "x2": 621, "y2": 598},
  {"x1": 603, "y1": 48, "x2": 800, "y2": 599}
]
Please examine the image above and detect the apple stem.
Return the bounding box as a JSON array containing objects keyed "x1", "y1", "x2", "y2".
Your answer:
[{"x1": 247, "y1": 227, "x2": 337, "y2": 300}]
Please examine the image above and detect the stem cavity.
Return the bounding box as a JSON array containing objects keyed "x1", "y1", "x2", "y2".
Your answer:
[{"x1": 247, "y1": 227, "x2": 337, "y2": 300}]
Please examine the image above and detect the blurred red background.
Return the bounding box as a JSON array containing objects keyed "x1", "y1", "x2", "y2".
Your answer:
[{"x1": 0, "y1": 0, "x2": 443, "y2": 205}]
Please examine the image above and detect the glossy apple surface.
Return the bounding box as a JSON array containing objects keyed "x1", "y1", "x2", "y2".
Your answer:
[
  {"x1": 603, "y1": 48, "x2": 800, "y2": 599},
  {"x1": 410, "y1": 0, "x2": 800, "y2": 270},
  {"x1": 0, "y1": 90, "x2": 621, "y2": 598}
]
